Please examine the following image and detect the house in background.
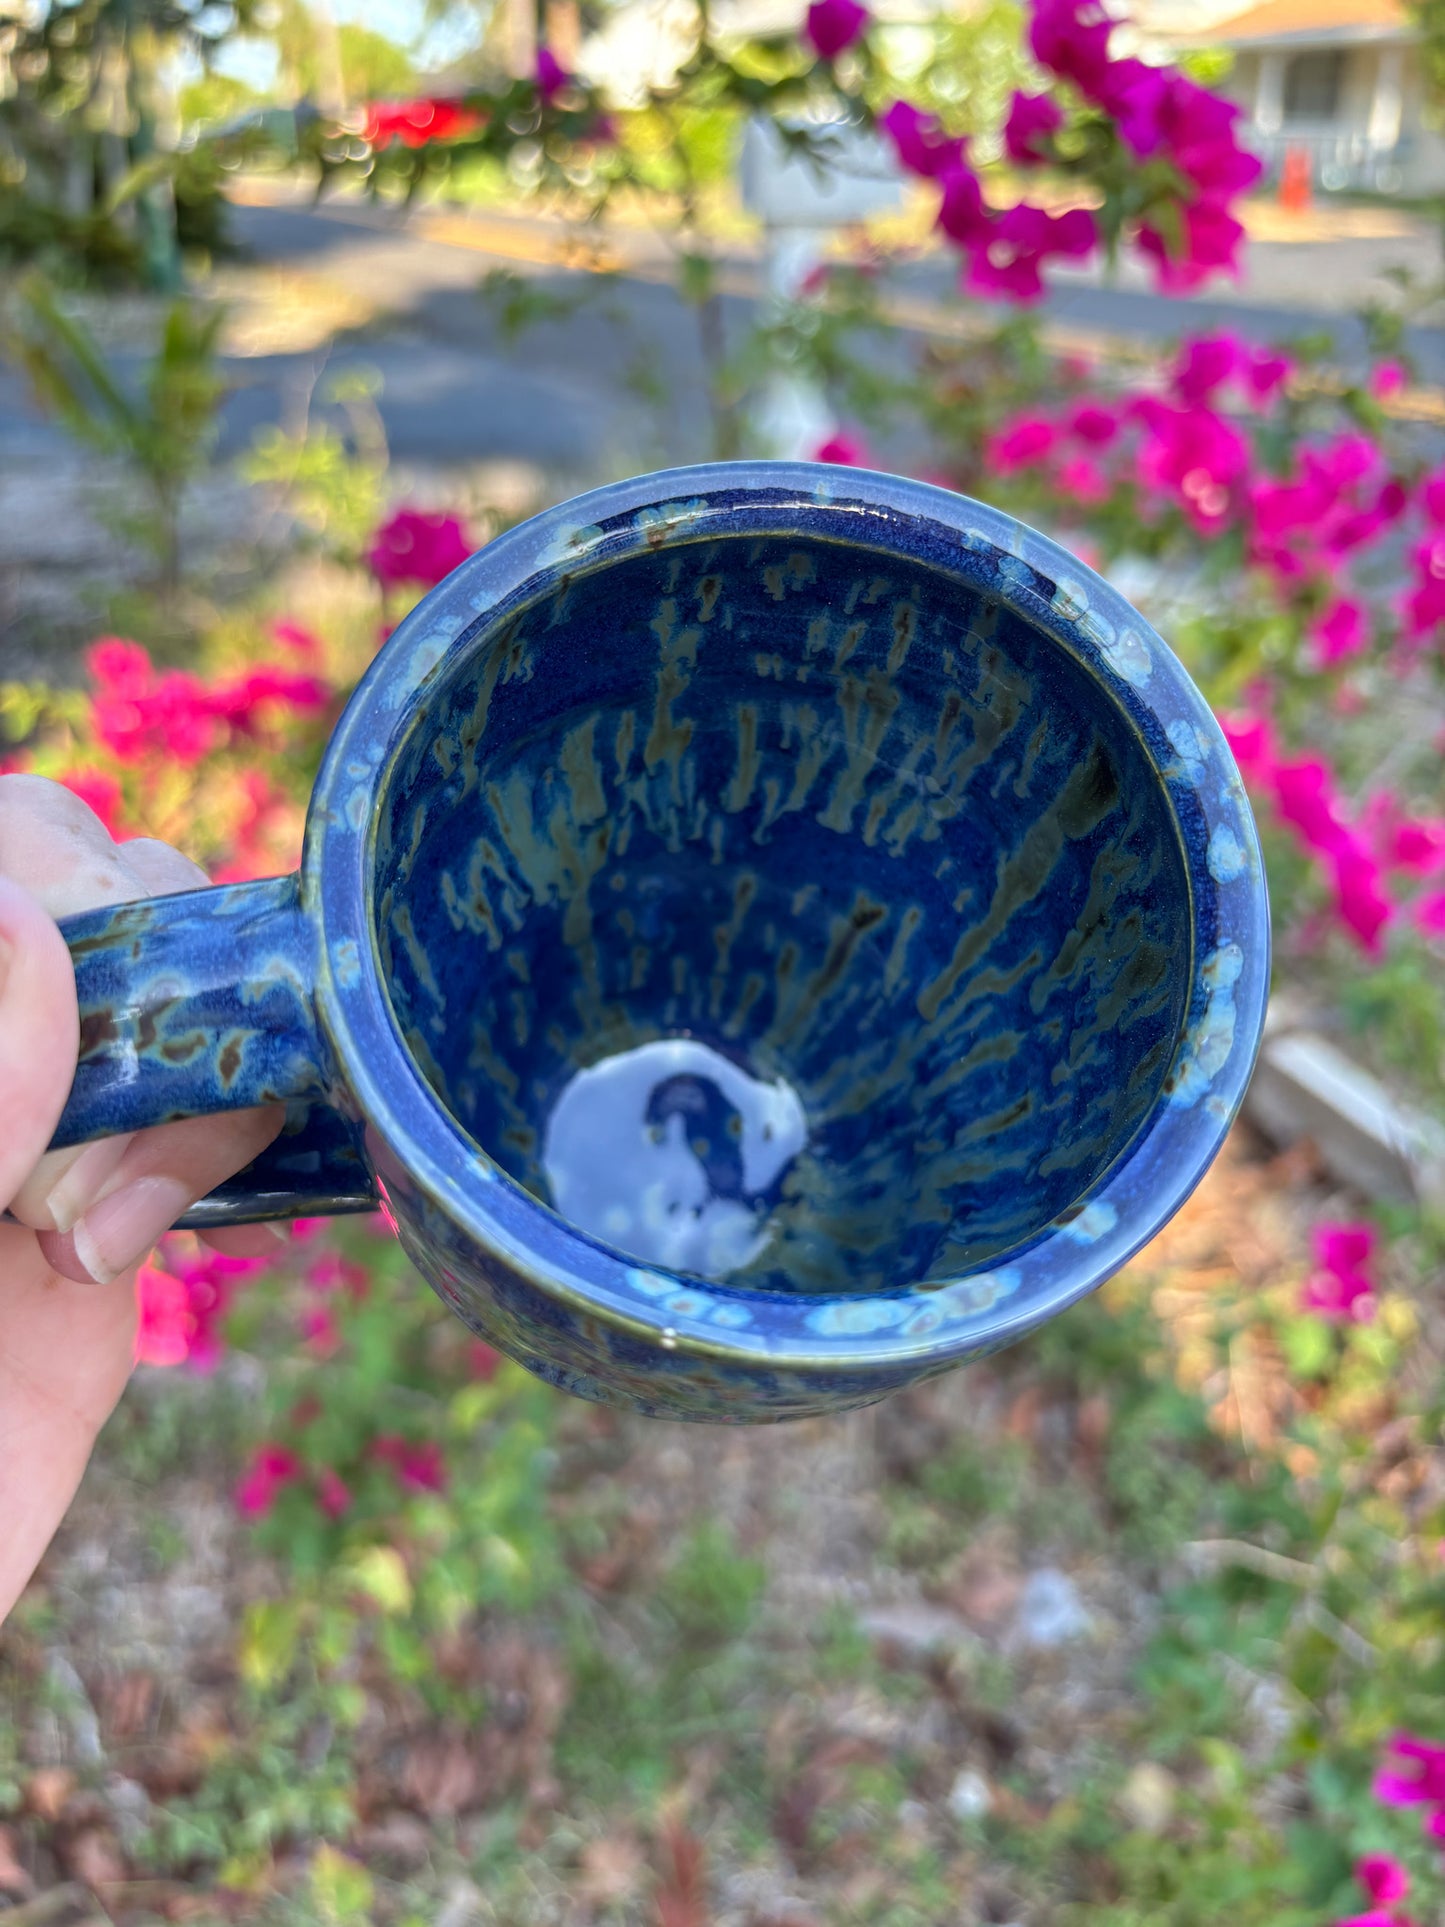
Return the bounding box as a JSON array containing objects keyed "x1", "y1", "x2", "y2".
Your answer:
[{"x1": 1178, "y1": 0, "x2": 1445, "y2": 194}]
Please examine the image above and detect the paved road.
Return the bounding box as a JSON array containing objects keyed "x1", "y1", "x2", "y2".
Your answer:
[{"x1": 2, "y1": 189, "x2": 1441, "y2": 489}]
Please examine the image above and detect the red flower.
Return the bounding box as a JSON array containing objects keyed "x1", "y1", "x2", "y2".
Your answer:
[
  {"x1": 805, "y1": 0, "x2": 868, "y2": 58},
  {"x1": 367, "y1": 508, "x2": 474, "y2": 588},
  {"x1": 371, "y1": 1435, "x2": 449, "y2": 1493},
  {"x1": 362, "y1": 97, "x2": 483, "y2": 150}
]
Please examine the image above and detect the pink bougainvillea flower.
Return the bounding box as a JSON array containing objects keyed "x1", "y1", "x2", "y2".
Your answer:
[
  {"x1": 936, "y1": 163, "x2": 991, "y2": 247},
  {"x1": 1375, "y1": 1733, "x2": 1445, "y2": 1807},
  {"x1": 1171, "y1": 333, "x2": 1243, "y2": 405},
  {"x1": 1098, "y1": 56, "x2": 1171, "y2": 155},
  {"x1": 881, "y1": 101, "x2": 965, "y2": 179},
  {"x1": 814, "y1": 433, "x2": 867, "y2": 466},
  {"x1": 1332, "y1": 842, "x2": 1394, "y2": 951},
  {"x1": 237, "y1": 1444, "x2": 301, "y2": 1519},
  {"x1": 1003, "y1": 90, "x2": 1063, "y2": 164},
  {"x1": 1029, "y1": 0, "x2": 1113, "y2": 95},
  {"x1": 1417, "y1": 891, "x2": 1445, "y2": 937},
  {"x1": 965, "y1": 203, "x2": 1096, "y2": 303},
  {"x1": 1335, "y1": 1914, "x2": 1410, "y2": 1927},
  {"x1": 1420, "y1": 465, "x2": 1445, "y2": 525},
  {"x1": 536, "y1": 46, "x2": 569, "y2": 99},
  {"x1": 316, "y1": 1468, "x2": 352, "y2": 1519},
  {"x1": 805, "y1": 0, "x2": 868, "y2": 58},
  {"x1": 1370, "y1": 360, "x2": 1406, "y2": 399},
  {"x1": 1355, "y1": 1855, "x2": 1410, "y2": 1906},
  {"x1": 1310, "y1": 597, "x2": 1368, "y2": 667},
  {"x1": 1404, "y1": 531, "x2": 1445, "y2": 641},
  {"x1": 368, "y1": 508, "x2": 473, "y2": 588},
  {"x1": 1058, "y1": 454, "x2": 1110, "y2": 504},
  {"x1": 301, "y1": 1304, "x2": 342, "y2": 1356},
  {"x1": 371, "y1": 1435, "x2": 449, "y2": 1493},
  {"x1": 1066, "y1": 401, "x2": 1119, "y2": 445},
  {"x1": 1302, "y1": 1222, "x2": 1379, "y2": 1324},
  {"x1": 1140, "y1": 198, "x2": 1248, "y2": 292},
  {"x1": 1385, "y1": 815, "x2": 1445, "y2": 873},
  {"x1": 134, "y1": 1263, "x2": 194, "y2": 1368},
  {"x1": 1133, "y1": 397, "x2": 1250, "y2": 531},
  {"x1": 988, "y1": 415, "x2": 1058, "y2": 473},
  {"x1": 1245, "y1": 349, "x2": 1292, "y2": 399}
]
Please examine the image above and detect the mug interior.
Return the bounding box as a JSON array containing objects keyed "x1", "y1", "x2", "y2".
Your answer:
[{"x1": 371, "y1": 530, "x2": 1191, "y2": 1296}]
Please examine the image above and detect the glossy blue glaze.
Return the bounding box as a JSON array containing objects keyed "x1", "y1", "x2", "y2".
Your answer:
[
  {"x1": 51, "y1": 463, "x2": 1270, "y2": 1422},
  {"x1": 54, "y1": 875, "x2": 376, "y2": 1222}
]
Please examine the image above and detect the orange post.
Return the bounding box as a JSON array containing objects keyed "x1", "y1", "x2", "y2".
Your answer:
[{"x1": 1279, "y1": 146, "x2": 1313, "y2": 213}]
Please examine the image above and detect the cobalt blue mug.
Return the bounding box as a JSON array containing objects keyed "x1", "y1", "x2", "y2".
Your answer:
[{"x1": 52, "y1": 463, "x2": 1269, "y2": 1422}]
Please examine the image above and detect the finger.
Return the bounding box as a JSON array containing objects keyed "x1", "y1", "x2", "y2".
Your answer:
[
  {"x1": 0, "y1": 879, "x2": 80, "y2": 1213},
  {"x1": 201, "y1": 1223, "x2": 292, "y2": 1259},
  {"x1": 0, "y1": 1226, "x2": 139, "y2": 1624},
  {"x1": 36, "y1": 1104, "x2": 285, "y2": 1286},
  {"x1": 119, "y1": 838, "x2": 209, "y2": 896},
  {"x1": 0, "y1": 774, "x2": 138, "y2": 915},
  {"x1": 5, "y1": 796, "x2": 206, "y2": 1232}
]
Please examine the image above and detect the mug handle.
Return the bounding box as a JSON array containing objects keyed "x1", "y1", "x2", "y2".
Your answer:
[{"x1": 51, "y1": 873, "x2": 377, "y2": 1228}]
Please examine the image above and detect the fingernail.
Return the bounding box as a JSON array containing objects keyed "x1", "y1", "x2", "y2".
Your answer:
[
  {"x1": 43, "y1": 1136, "x2": 134, "y2": 1234},
  {"x1": 70, "y1": 1176, "x2": 193, "y2": 1285}
]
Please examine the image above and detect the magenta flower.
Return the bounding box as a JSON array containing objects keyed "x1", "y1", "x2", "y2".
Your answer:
[
  {"x1": 805, "y1": 0, "x2": 868, "y2": 57},
  {"x1": 1302, "y1": 1220, "x2": 1379, "y2": 1323},
  {"x1": 814, "y1": 433, "x2": 867, "y2": 466},
  {"x1": 936, "y1": 163, "x2": 991, "y2": 246},
  {"x1": 368, "y1": 508, "x2": 473, "y2": 589},
  {"x1": 1245, "y1": 350, "x2": 1293, "y2": 399},
  {"x1": 964, "y1": 203, "x2": 1096, "y2": 303},
  {"x1": 371, "y1": 1435, "x2": 449, "y2": 1493},
  {"x1": 1310, "y1": 597, "x2": 1368, "y2": 668},
  {"x1": 1003, "y1": 91, "x2": 1063, "y2": 165},
  {"x1": 135, "y1": 1264, "x2": 193, "y2": 1369},
  {"x1": 1133, "y1": 397, "x2": 1250, "y2": 531},
  {"x1": 1404, "y1": 531, "x2": 1445, "y2": 641},
  {"x1": 988, "y1": 415, "x2": 1058, "y2": 473},
  {"x1": 1418, "y1": 892, "x2": 1445, "y2": 937},
  {"x1": 1356, "y1": 1855, "x2": 1410, "y2": 1907},
  {"x1": 1029, "y1": 0, "x2": 1113, "y2": 96},
  {"x1": 536, "y1": 46, "x2": 569, "y2": 101},
  {"x1": 1172, "y1": 333, "x2": 1244, "y2": 404},
  {"x1": 1375, "y1": 1733, "x2": 1445, "y2": 1808},
  {"x1": 881, "y1": 101, "x2": 965, "y2": 179},
  {"x1": 1420, "y1": 466, "x2": 1445, "y2": 524},
  {"x1": 1336, "y1": 1914, "x2": 1412, "y2": 1927},
  {"x1": 1370, "y1": 360, "x2": 1406, "y2": 399},
  {"x1": 237, "y1": 1445, "x2": 302, "y2": 1519},
  {"x1": 1066, "y1": 402, "x2": 1119, "y2": 445},
  {"x1": 1385, "y1": 815, "x2": 1445, "y2": 874},
  {"x1": 1140, "y1": 198, "x2": 1248, "y2": 291},
  {"x1": 1098, "y1": 57, "x2": 1171, "y2": 155}
]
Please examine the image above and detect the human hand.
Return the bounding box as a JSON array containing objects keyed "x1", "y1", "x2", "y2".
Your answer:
[{"x1": 0, "y1": 775, "x2": 285, "y2": 1622}]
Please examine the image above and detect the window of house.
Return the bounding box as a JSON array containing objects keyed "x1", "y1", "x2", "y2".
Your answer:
[{"x1": 1282, "y1": 49, "x2": 1345, "y2": 121}]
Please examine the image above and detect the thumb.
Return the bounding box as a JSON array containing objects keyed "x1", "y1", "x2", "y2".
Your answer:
[{"x1": 0, "y1": 879, "x2": 80, "y2": 1213}]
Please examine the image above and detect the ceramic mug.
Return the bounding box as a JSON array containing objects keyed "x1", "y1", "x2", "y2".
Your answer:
[{"x1": 51, "y1": 462, "x2": 1269, "y2": 1422}]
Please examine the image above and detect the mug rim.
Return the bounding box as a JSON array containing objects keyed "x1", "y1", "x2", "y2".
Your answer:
[{"x1": 304, "y1": 460, "x2": 1270, "y2": 1374}]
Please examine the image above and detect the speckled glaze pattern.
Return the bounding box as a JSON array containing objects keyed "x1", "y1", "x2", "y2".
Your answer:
[{"x1": 50, "y1": 464, "x2": 1269, "y2": 1423}]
